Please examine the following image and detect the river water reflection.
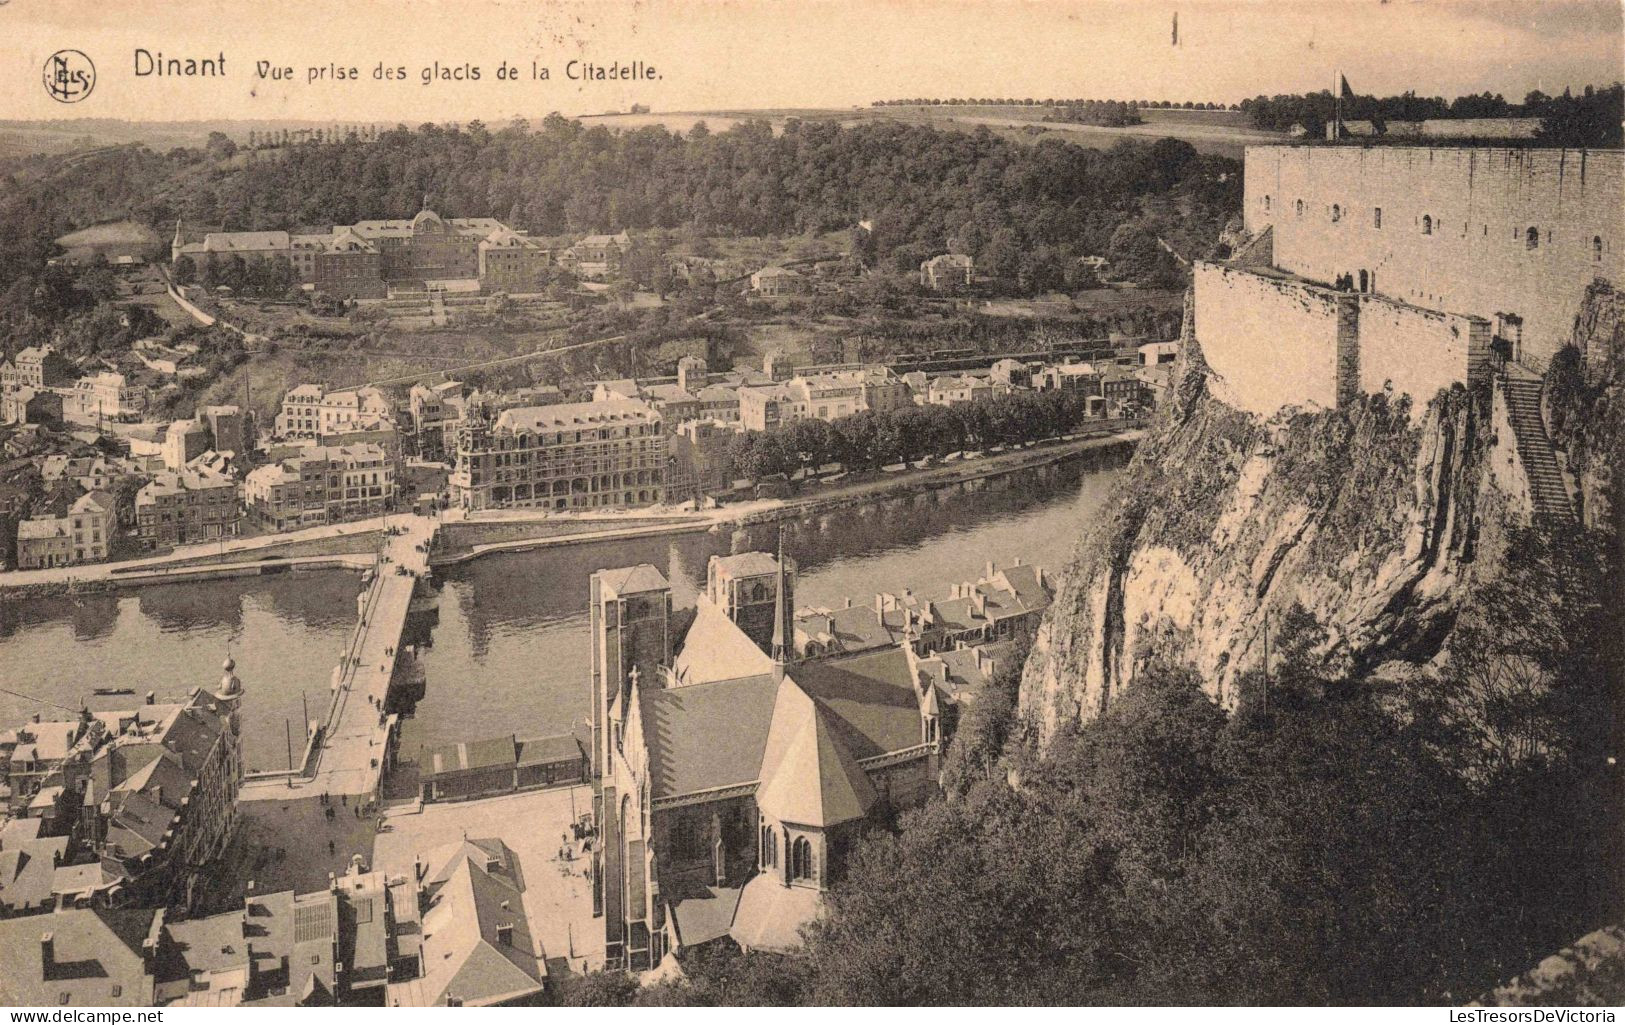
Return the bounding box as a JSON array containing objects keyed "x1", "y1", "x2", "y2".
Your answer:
[{"x1": 0, "y1": 458, "x2": 1123, "y2": 770}]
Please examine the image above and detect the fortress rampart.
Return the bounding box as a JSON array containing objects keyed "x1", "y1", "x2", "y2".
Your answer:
[
  {"x1": 1194, "y1": 262, "x2": 1490, "y2": 419},
  {"x1": 1243, "y1": 146, "x2": 1622, "y2": 370}
]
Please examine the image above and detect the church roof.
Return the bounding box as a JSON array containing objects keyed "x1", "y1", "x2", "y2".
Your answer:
[
  {"x1": 786, "y1": 647, "x2": 923, "y2": 760},
  {"x1": 671, "y1": 599, "x2": 775, "y2": 686},
  {"x1": 754, "y1": 678, "x2": 877, "y2": 828},
  {"x1": 640, "y1": 675, "x2": 779, "y2": 800}
]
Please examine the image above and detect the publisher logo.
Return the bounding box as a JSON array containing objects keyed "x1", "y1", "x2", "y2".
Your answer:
[{"x1": 44, "y1": 50, "x2": 95, "y2": 103}]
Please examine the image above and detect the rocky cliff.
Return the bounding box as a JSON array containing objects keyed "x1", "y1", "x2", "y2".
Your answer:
[{"x1": 1017, "y1": 292, "x2": 1612, "y2": 745}]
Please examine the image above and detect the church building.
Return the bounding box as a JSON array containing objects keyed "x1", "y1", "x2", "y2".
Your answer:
[{"x1": 587, "y1": 543, "x2": 945, "y2": 972}]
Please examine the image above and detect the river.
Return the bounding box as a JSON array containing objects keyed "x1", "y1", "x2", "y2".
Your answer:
[{"x1": 0, "y1": 458, "x2": 1123, "y2": 770}]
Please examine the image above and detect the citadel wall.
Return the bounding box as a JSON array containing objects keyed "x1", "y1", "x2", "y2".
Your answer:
[
  {"x1": 1192, "y1": 262, "x2": 1345, "y2": 416},
  {"x1": 1243, "y1": 146, "x2": 1623, "y2": 370},
  {"x1": 1194, "y1": 262, "x2": 1491, "y2": 419},
  {"x1": 1356, "y1": 299, "x2": 1491, "y2": 407}
]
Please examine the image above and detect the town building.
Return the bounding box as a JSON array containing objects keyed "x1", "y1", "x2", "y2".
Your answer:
[
  {"x1": 385, "y1": 837, "x2": 548, "y2": 1006},
  {"x1": 153, "y1": 859, "x2": 409, "y2": 1006},
  {"x1": 925, "y1": 373, "x2": 996, "y2": 406},
  {"x1": 559, "y1": 232, "x2": 632, "y2": 281},
  {"x1": 243, "y1": 443, "x2": 394, "y2": 532},
  {"x1": 275, "y1": 385, "x2": 394, "y2": 440},
  {"x1": 162, "y1": 419, "x2": 211, "y2": 473},
  {"x1": 738, "y1": 367, "x2": 913, "y2": 432},
  {"x1": 0, "y1": 816, "x2": 71, "y2": 915},
  {"x1": 795, "y1": 559, "x2": 1053, "y2": 660},
  {"x1": 749, "y1": 266, "x2": 810, "y2": 296},
  {"x1": 666, "y1": 418, "x2": 740, "y2": 501},
  {"x1": 135, "y1": 472, "x2": 241, "y2": 548},
  {"x1": 64, "y1": 373, "x2": 147, "y2": 424},
  {"x1": 3, "y1": 346, "x2": 73, "y2": 392},
  {"x1": 450, "y1": 399, "x2": 665, "y2": 512},
  {"x1": 19, "y1": 490, "x2": 118, "y2": 567},
  {"x1": 15, "y1": 518, "x2": 72, "y2": 570},
  {"x1": 920, "y1": 252, "x2": 975, "y2": 292},
  {"x1": 0, "y1": 907, "x2": 163, "y2": 1005},
  {"x1": 76, "y1": 673, "x2": 245, "y2": 910},
  {"x1": 589, "y1": 551, "x2": 943, "y2": 970},
  {"x1": 416, "y1": 731, "x2": 588, "y2": 803}
]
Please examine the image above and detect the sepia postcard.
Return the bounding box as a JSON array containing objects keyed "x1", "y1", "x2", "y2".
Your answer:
[{"x1": 0, "y1": 0, "x2": 1621, "y2": 1013}]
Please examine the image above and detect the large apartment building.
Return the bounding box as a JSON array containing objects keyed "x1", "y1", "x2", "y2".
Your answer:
[
  {"x1": 243, "y1": 442, "x2": 395, "y2": 531},
  {"x1": 450, "y1": 398, "x2": 665, "y2": 512}
]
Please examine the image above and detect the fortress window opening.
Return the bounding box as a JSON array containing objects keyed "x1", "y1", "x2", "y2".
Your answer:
[
  {"x1": 1422, "y1": 215, "x2": 1433, "y2": 235},
  {"x1": 1331, "y1": 204, "x2": 1342, "y2": 223},
  {"x1": 1263, "y1": 195, "x2": 1272, "y2": 211},
  {"x1": 1526, "y1": 226, "x2": 1540, "y2": 250},
  {"x1": 1596, "y1": 236, "x2": 1605, "y2": 262},
  {"x1": 1373, "y1": 207, "x2": 1382, "y2": 229},
  {"x1": 1295, "y1": 199, "x2": 1304, "y2": 217}
]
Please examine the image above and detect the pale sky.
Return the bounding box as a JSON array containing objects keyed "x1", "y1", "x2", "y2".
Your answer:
[{"x1": 3, "y1": 0, "x2": 1620, "y2": 123}]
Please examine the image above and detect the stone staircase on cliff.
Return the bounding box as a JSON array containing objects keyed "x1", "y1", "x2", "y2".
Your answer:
[{"x1": 1501, "y1": 370, "x2": 1576, "y2": 524}]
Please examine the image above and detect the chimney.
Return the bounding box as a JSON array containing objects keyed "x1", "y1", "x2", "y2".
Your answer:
[
  {"x1": 145, "y1": 691, "x2": 155, "y2": 705},
  {"x1": 40, "y1": 933, "x2": 55, "y2": 977},
  {"x1": 843, "y1": 596, "x2": 852, "y2": 609},
  {"x1": 984, "y1": 560, "x2": 995, "y2": 581}
]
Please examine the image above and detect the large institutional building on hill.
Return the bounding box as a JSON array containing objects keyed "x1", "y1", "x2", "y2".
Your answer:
[
  {"x1": 1195, "y1": 145, "x2": 1622, "y2": 418},
  {"x1": 588, "y1": 549, "x2": 946, "y2": 971},
  {"x1": 172, "y1": 208, "x2": 552, "y2": 298}
]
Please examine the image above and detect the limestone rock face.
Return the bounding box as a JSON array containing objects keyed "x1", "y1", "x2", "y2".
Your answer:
[{"x1": 1019, "y1": 325, "x2": 1512, "y2": 746}]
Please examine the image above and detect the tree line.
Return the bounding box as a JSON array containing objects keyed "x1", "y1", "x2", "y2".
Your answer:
[
  {"x1": 726, "y1": 387, "x2": 1102, "y2": 481},
  {"x1": 1240, "y1": 82, "x2": 1623, "y2": 147},
  {"x1": 872, "y1": 98, "x2": 1238, "y2": 110}
]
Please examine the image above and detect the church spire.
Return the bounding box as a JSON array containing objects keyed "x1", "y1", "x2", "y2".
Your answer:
[{"x1": 771, "y1": 526, "x2": 791, "y2": 674}]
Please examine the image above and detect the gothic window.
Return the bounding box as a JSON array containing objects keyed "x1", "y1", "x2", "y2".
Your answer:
[
  {"x1": 1526, "y1": 227, "x2": 1540, "y2": 250},
  {"x1": 1594, "y1": 236, "x2": 1604, "y2": 262},
  {"x1": 1331, "y1": 204, "x2": 1341, "y2": 223},
  {"x1": 761, "y1": 824, "x2": 777, "y2": 868},
  {"x1": 1421, "y1": 215, "x2": 1433, "y2": 236},
  {"x1": 1373, "y1": 207, "x2": 1382, "y2": 229},
  {"x1": 792, "y1": 837, "x2": 812, "y2": 880}
]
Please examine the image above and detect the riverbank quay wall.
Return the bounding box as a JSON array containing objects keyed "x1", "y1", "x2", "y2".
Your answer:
[{"x1": 1242, "y1": 145, "x2": 1622, "y2": 371}]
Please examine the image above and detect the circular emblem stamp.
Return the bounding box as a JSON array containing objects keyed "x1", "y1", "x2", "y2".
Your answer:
[{"x1": 44, "y1": 50, "x2": 96, "y2": 103}]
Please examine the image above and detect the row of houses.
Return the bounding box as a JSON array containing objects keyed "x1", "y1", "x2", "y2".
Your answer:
[
  {"x1": 0, "y1": 669, "x2": 245, "y2": 918},
  {"x1": 2, "y1": 347, "x2": 151, "y2": 428},
  {"x1": 0, "y1": 838, "x2": 548, "y2": 1007}
]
